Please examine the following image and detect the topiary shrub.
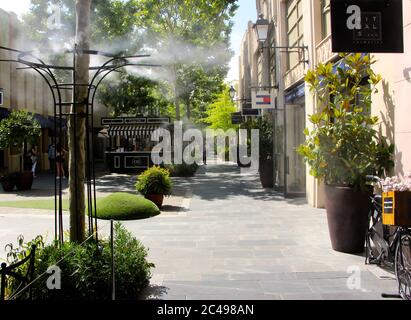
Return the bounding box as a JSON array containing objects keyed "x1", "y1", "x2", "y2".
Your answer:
[
  {"x1": 94, "y1": 192, "x2": 160, "y2": 220},
  {"x1": 166, "y1": 162, "x2": 199, "y2": 177},
  {"x1": 135, "y1": 166, "x2": 172, "y2": 196},
  {"x1": 5, "y1": 223, "x2": 154, "y2": 300}
]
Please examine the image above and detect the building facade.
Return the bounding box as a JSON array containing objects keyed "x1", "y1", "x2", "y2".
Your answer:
[
  {"x1": 0, "y1": 9, "x2": 55, "y2": 172},
  {"x1": 239, "y1": 0, "x2": 411, "y2": 207},
  {"x1": 0, "y1": 8, "x2": 109, "y2": 173}
]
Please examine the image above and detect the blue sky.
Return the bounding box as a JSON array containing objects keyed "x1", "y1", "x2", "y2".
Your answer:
[
  {"x1": 227, "y1": 0, "x2": 257, "y2": 82},
  {"x1": 0, "y1": 0, "x2": 256, "y2": 82}
]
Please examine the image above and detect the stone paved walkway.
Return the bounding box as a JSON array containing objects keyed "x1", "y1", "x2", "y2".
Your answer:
[
  {"x1": 0, "y1": 162, "x2": 399, "y2": 300},
  {"x1": 118, "y1": 162, "x2": 396, "y2": 300}
]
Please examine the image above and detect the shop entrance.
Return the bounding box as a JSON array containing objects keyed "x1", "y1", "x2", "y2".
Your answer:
[{"x1": 285, "y1": 102, "x2": 306, "y2": 197}]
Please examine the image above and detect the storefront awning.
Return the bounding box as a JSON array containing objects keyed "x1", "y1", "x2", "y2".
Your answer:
[{"x1": 107, "y1": 125, "x2": 161, "y2": 138}]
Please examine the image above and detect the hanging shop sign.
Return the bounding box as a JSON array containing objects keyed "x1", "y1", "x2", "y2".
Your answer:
[
  {"x1": 330, "y1": 0, "x2": 404, "y2": 53},
  {"x1": 0, "y1": 89, "x2": 3, "y2": 106},
  {"x1": 101, "y1": 116, "x2": 170, "y2": 126},
  {"x1": 231, "y1": 112, "x2": 244, "y2": 125},
  {"x1": 252, "y1": 90, "x2": 275, "y2": 109},
  {"x1": 242, "y1": 108, "x2": 260, "y2": 116}
]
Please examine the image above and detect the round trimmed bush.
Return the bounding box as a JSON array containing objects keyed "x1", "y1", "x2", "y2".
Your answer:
[{"x1": 94, "y1": 192, "x2": 160, "y2": 220}]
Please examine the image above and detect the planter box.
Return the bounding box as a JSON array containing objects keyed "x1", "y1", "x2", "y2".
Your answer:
[{"x1": 382, "y1": 191, "x2": 411, "y2": 227}]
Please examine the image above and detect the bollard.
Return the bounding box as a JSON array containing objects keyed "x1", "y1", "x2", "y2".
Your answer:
[{"x1": 111, "y1": 219, "x2": 115, "y2": 300}]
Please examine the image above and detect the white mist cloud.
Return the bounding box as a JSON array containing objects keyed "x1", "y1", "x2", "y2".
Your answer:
[{"x1": 0, "y1": 0, "x2": 30, "y2": 17}]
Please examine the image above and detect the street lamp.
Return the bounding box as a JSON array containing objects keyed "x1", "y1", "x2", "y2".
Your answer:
[
  {"x1": 229, "y1": 85, "x2": 236, "y2": 100},
  {"x1": 253, "y1": 14, "x2": 308, "y2": 65},
  {"x1": 254, "y1": 14, "x2": 269, "y2": 43}
]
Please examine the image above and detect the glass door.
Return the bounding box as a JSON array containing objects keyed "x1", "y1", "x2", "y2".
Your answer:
[{"x1": 285, "y1": 103, "x2": 306, "y2": 197}]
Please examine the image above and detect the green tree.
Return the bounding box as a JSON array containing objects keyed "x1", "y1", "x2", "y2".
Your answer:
[
  {"x1": 177, "y1": 64, "x2": 227, "y2": 122},
  {"x1": 23, "y1": 0, "x2": 140, "y2": 49},
  {"x1": 135, "y1": 0, "x2": 238, "y2": 120},
  {"x1": 0, "y1": 110, "x2": 41, "y2": 172},
  {"x1": 202, "y1": 87, "x2": 237, "y2": 131},
  {"x1": 98, "y1": 74, "x2": 172, "y2": 116}
]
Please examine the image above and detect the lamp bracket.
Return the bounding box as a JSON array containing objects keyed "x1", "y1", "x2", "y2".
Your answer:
[
  {"x1": 249, "y1": 85, "x2": 278, "y2": 90},
  {"x1": 261, "y1": 45, "x2": 309, "y2": 65}
]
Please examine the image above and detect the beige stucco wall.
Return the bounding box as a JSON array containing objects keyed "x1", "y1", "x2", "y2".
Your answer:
[
  {"x1": 373, "y1": 0, "x2": 411, "y2": 177},
  {"x1": 242, "y1": 0, "x2": 411, "y2": 207},
  {"x1": 0, "y1": 8, "x2": 110, "y2": 172}
]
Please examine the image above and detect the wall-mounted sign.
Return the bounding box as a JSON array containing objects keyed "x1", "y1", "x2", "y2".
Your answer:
[
  {"x1": 0, "y1": 89, "x2": 3, "y2": 106},
  {"x1": 242, "y1": 108, "x2": 260, "y2": 116},
  {"x1": 252, "y1": 90, "x2": 275, "y2": 109},
  {"x1": 101, "y1": 116, "x2": 171, "y2": 126},
  {"x1": 124, "y1": 118, "x2": 146, "y2": 124},
  {"x1": 330, "y1": 0, "x2": 404, "y2": 53}
]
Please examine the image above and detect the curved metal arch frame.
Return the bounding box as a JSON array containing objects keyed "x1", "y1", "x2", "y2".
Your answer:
[
  {"x1": 86, "y1": 57, "x2": 161, "y2": 237},
  {"x1": 0, "y1": 46, "x2": 161, "y2": 244},
  {"x1": 0, "y1": 48, "x2": 65, "y2": 244}
]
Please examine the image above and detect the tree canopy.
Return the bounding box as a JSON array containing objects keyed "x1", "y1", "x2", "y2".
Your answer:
[
  {"x1": 20, "y1": 0, "x2": 238, "y2": 123},
  {"x1": 134, "y1": 0, "x2": 238, "y2": 120},
  {"x1": 98, "y1": 74, "x2": 172, "y2": 117},
  {"x1": 202, "y1": 86, "x2": 238, "y2": 131}
]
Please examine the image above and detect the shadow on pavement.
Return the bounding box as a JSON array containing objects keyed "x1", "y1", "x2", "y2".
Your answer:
[{"x1": 140, "y1": 284, "x2": 169, "y2": 300}]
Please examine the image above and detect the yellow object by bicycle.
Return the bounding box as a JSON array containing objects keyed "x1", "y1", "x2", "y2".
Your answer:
[{"x1": 382, "y1": 191, "x2": 411, "y2": 226}]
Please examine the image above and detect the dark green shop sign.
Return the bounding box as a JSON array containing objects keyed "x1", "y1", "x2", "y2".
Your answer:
[
  {"x1": 231, "y1": 112, "x2": 243, "y2": 125},
  {"x1": 331, "y1": 0, "x2": 404, "y2": 53}
]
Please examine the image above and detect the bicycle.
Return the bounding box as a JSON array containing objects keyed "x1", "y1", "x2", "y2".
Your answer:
[{"x1": 365, "y1": 175, "x2": 411, "y2": 300}]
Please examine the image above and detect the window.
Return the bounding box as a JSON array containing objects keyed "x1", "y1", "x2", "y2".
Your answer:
[
  {"x1": 286, "y1": 0, "x2": 304, "y2": 70},
  {"x1": 321, "y1": 0, "x2": 331, "y2": 39},
  {"x1": 269, "y1": 26, "x2": 276, "y2": 87}
]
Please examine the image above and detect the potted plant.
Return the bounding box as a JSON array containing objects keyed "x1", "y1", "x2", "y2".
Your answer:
[
  {"x1": 298, "y1": 53, "x2": 394, "y2": 253},
  {"x1": 0, "y1": 170, "x2": 18, "y2": 192},
  {"x1": 0, "y1": 110, "x2": 42, "y2": 191},
  {"x1": 135, "y1": 166, "x2": 172, "y2": 208},
  {"x1": 246, "y1": 114, "x2": 274, "y2": 188}
]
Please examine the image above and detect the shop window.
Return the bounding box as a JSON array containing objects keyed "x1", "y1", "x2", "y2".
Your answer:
[
  {"x1": 321, "y1": 0, "x2": 331, "y2": 40},
  {"x1": 268, "y1": 26, "x2": 276, "y2": 87},
  {"x1": 286, "y1": 0, "x2": 304, "y2": 70},
  {"x1": 257, "y1": 52, "x2": 263, "y2": 86}
]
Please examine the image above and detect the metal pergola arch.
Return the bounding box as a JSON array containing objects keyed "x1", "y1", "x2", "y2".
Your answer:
[{"x1": 0, "y1": 45, "x2": 161, "y2": 243}]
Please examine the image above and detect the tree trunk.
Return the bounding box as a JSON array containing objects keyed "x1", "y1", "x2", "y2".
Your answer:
[
  {"x1": 174, "y1": 84, "x2": 180, "y2": 121},
  {"x1": 186, "y1": 99, "x2": 191, "y2": 119},
  {"x1": 172, "y1": 65, "x2": 180, "y2": 120},
  {"x1": 69, "y1": 0, "x2": 91, "y2": 243}
]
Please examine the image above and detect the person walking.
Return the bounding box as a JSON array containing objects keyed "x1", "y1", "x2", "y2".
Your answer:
[
  {"x1": 30, "y1": 145, "x2": 38, "y2": 178},
  {"x1": 48, "y1": 143, "x2": 56, "y2": 173},
  {"x1": 203, "y1": 136, "x2": 208, "y2": 165},
  {"x1": 56, "y1": 143, "x2": 67, "y2": 179}
]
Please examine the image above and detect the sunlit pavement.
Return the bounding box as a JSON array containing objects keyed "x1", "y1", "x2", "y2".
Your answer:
[
  {"x1": 0, "y1": 162, "x2": 399, "y2": 300},
  {"x1": 123, "y1": 162, "x2": 398, "y2": 300}
]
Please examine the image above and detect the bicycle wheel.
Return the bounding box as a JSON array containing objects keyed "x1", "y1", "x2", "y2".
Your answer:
[
  {"x1": 366, "y1": 205, "x2": 388, "y2": 265},
  {"x1": 394, "y1": 232, "x2": 411, "y2": 300}
]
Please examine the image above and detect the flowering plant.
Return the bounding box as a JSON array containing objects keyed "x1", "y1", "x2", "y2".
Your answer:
[{"x1": 379, "y1": 172, "x2": 411, "y2": 192}]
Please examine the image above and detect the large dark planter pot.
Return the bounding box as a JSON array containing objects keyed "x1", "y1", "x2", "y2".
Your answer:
[
  {"x1": 145, "y1": 194, "x2": 164, "y2": 209},
  {"x1": 324, "y1": 185, "x2": 372, "y2": 254},
  {"x1": 1, "y1": 180, "x2": 15, "y2": 192},
  {"x1": 259, "y1": 159, "x2": 274, "y2": 188},
  {"x1": 15, "y1": 172, "x2": 34, "y2": 191}
]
